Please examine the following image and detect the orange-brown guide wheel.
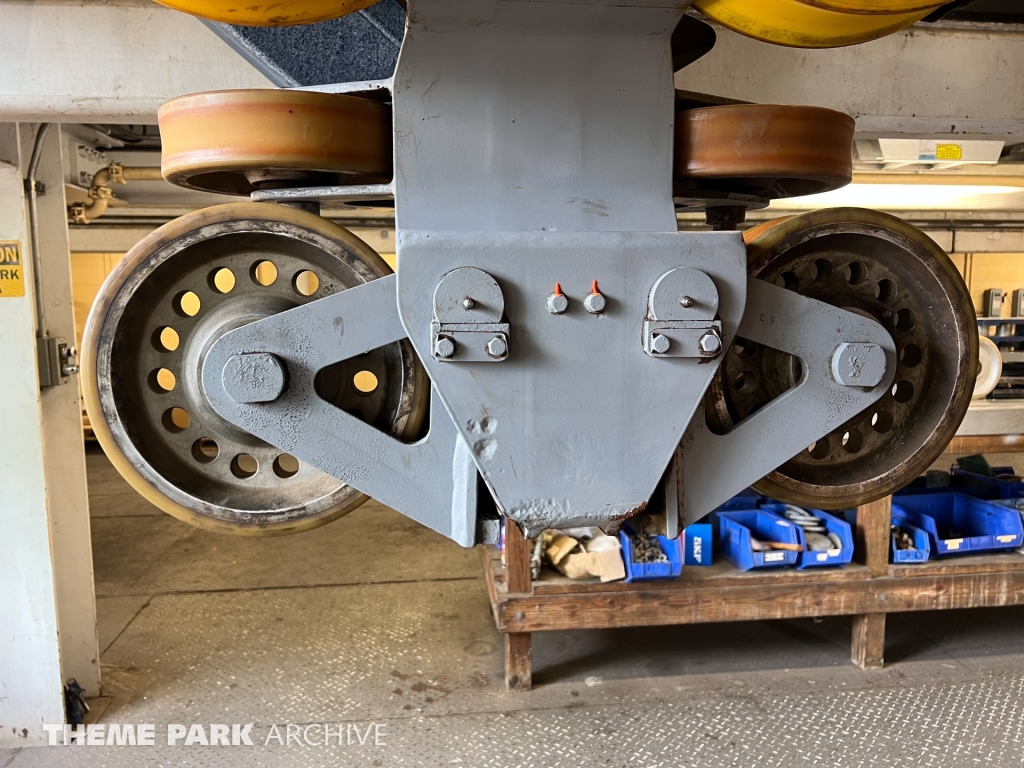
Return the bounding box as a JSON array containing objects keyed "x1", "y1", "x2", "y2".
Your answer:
[
  {"x1": 674, "y1": 104, "x2": 856, "y2": 201},
  {"x1": 159, "y1": 89, "x2": 392, "y2": 196}
]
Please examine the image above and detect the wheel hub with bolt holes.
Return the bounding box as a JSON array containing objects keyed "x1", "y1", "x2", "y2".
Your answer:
[
  {"x1": 706, "y1": 208, "x2": 977, "y2": 510},
  {"x1": 81, "y1": 202, "x2": 428, "y2": 535}
]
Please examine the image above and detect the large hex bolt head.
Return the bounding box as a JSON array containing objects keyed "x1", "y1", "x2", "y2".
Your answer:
[
  {"x1": 650, "y1": 334, "x2": 671, "y2": 355},
  {"x1": 222, "y1": 353, "x2": 287, "y2": 404},
  {"x1": 584, "y1": 291, "x2": 606, "y2": 314},
  {"x1": 699, "y1": 331, "x2": 722, "y2": 356},
  {"x1": 434, "y1": 335, "x2": 456, "y2": 359},
  {"x1": 547, "y1": 292, "x2": 569, "y2": 315},
  {"x1": 831, "y1": 342, "x2": 887, "y2": 387},
  {"x1": 486, "y1": 336, "x2": 508, "y2": 359}
]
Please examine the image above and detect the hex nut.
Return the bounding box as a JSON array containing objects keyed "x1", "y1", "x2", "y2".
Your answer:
[
  {"x1": 222, "y1": 352, "x2": 287, "y2": 404},
  {"x1": 547, "y1": 293, "x2": 569, "y2": 315},
  {"x1": 651, "y1": 334, "x2": 671, "y2": 355},
  {"x1": 699, "y1": 331, "x2": 722, "y2": 355},
  {"x1": 583, "y1": 292, "x2": 606, "y2": 314},
  {"x1": 486, "y1": 336, "x2": 508, "y2": 359},
  {"x1": 434, "y1": 335, "x2": 456, "y2": 359},
  {"x1": 831, "y1": 342, "x2": 886, "y2": 387}
]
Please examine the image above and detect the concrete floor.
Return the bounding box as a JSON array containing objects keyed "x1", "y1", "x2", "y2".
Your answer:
[{"x1": 5, "y1": 445, "x2": 1024, "y2": 767}]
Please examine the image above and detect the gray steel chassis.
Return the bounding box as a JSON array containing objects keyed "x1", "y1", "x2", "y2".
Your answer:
[{"x1": 204, "y1": 0, "x2": 897, "y2": 544}]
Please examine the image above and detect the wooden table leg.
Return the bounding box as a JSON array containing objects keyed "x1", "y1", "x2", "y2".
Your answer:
[
  {"x1": 504, "y1": 632, "x2": 533, "y2": 691},
  {"x1": 851, "y1": 496, "x2": 891, "y2": 669},
  {"x1": 852, "y1": 613, "x2": 886, "y2": 669},
  {"x1": 503, "y1": 518, "x2": 533, "y2": 691}
]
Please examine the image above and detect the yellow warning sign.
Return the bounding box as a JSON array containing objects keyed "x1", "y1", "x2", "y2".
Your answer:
[
  {"x1": 0, "y1": 241, "x2": 25, "y2": 297},
  {"x1": 936, "y1": 143, "x2": 964, "y2": 162}
]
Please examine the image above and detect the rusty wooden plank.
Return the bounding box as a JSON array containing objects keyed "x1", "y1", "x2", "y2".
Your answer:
[
  {"x1": 504, "y1": 633, "x2": 532, "y2": 691},
  {"x1": 890, "y1": 551, "x2": 1024, "y2": 578},
  {"x1": 947, "y1": 435, "x2": 1024, "y2": 455},
  {"x1": 856, "y1": 497, "x2": 891, "y2": 578},
  {"x1": 495, "y1": 571, "x2": 1024, "y2": 632},
  {"x1": 531, "y1": 561, "x2": 871, "y2": 595},
  {"x1": 851, "y1": 612, "x2": 886, "y2": 669},
  {"x1": 504, "y1": 517, "x2": 533, "y2": 595}
]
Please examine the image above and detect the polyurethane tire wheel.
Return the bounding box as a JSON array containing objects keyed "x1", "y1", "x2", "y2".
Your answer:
[
  {"x1": 159, "y1": 90, "x2": 392, "y2": 196},
  {"x1": 706, "y1": 208, "x2": 978, "y2": 509},
  {"x1": 692, "y1": 0, "x2": 940, "y2": 48},
  {"x1": 797, "y1": 0, "x2": 940, "y2": 12},
  {"x1": 974, "y1": 336, "x2": 1002, "y2": 400},
  {"x1": 154, "y1": 0, "x2": 376, "y2": 26},
  {"x1": 675, "y1": 105, "x2": 855, "y2": 199},
  {"x1": 82, "y1": 202, "x2": 429, "y2": 536}
]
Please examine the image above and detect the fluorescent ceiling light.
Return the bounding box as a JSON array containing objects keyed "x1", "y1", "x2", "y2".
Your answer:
[{"x1": 772, "y1": 183, "x2": 1024, "y2": 211}]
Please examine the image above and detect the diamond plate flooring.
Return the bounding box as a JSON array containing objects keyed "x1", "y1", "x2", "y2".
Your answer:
[{"x1": 5, "y1": 445, "x2": 1024, "y2": 767}]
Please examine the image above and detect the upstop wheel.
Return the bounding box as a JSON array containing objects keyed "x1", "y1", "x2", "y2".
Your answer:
[
  {"x1": 82, "y1": 203, "x2": 429, "y2": 535},
  {"x1": 692, "y1": 0, "x2": 942, "y2": 48},
  {"x1": 706, "y1": 208, "x2": 977, "y2": 509},
  {"x1": 159, "y1": 90, "x2": 393, "y2": 196}
]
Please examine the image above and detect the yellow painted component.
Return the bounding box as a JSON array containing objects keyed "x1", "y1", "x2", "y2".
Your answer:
[
  {"x1": 796, "y1": 0, "x2": 940, "y2": 12},
  {"x1": 0, "y1": 241, "x2": 26, "y2": 297},
  {"x1": 693, "y1": 0, "x2": 940, "y2": 48},
  {"x1": 80, "y1": 203, "x2": 410, "y2": 536},
  {"x1": 153, "y1": 0, "x2": 377, "y2": 27}
]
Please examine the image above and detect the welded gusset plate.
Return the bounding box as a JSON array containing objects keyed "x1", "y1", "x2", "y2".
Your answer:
[
  {"x1": 678, "y1": 278, "x2": 897, "y2": 524},
  {"x1": 201, "y1": 274, "x2": 479, "y2": 546},
  {"x1": 397, "y1": 230, "x2": 748, "y2": 536}
]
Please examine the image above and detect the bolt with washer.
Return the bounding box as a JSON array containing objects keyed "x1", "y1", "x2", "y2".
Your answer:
[
  {"x1": 651, "y1": 334, "x2": 671, "y2": 355},
  {"x1": 680, "y1": 296, "x2": 695, "y2": 308},
  {"x1": 547, "y1": 283, "x2": 569, "y2": 315},
  {"x1": 699, "y1": 331, "x2": 722, "y2": 356},
  {"x1": 486, "y1": 336, "x2": 508, "y2": 359},
  {"x1": 831, "y1": 342, "x2": 886, "y2": 387},
  {"x1": 462, "y1": 297, "x2": 476, "y2": 310},
  {"x1": 434, "y1": 335, "x2": 456, "y2": 359},
  {"x1": 584, "y1": 280, "x2": 606, "y2": 314}
]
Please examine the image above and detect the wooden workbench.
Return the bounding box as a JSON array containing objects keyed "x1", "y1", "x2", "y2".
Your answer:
[{"x1": 482, "y1": 435, "x2": 1024, "y2": 691}]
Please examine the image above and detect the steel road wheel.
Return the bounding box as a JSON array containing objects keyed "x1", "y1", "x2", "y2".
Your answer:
[
  {"x1": 82, "y1": 203, "x2": 429, "y2": 535},
  {"x1": 153, "y1": 0, "x2": 376, "y2": 26},
  {"x1": 159, "y1": 90, "x2": 392, "y2": 196},
  {"x1": 692, "y1": 0, "x2": 939, "y2": 48},
  {"x1": 706, "y1": 208, "x2": 977, "y2": 509},
  {"x1": 675, "y1": 105, "x2": 855, "y2": 199}
]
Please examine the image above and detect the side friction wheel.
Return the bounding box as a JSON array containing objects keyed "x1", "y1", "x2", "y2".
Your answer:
[
  {"x1": 82, "y1": 203, "x2": 429, "y2": 535},
  {"x1": 692, "y1": 0, "x2": 941, "y2": 48},
  {"x1": 675, "y1": 105, "x2": 855, "y2": 200},
  {"x1": 159, "y1": 90, "x2": 392, "y2": 196},
  {"x1": 706, "y1": 208, "x2": 977, "y2": 509},
  {"x1": 153, "y1": 0, "x2": 376, "y2": 26}
]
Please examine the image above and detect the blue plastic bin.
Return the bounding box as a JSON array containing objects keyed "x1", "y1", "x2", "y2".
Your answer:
[
  {"x1": 714, "y1": 489, "x2": 765, "y2": 512},
  {"x1": 892, "y1": 493, "x2": 1024, "y2": 556},
  {"x1": 715, "y1": 509, "x2": 800, "y2": 571},
  {"x1": 619, "y1": 527, "x2": 683, "y2": 582},
  {"x1": 763, "y1": 505, "x2": 854, "y2": 569},
  {"x1": 949, "y1": 468, "x2": 1024, "y2": 500},
  {"x1": 894, "y1": 476, "x2": 993, "y2": 500},
  {"x1": 890, "y1": 522, "x2": 930, "y2": 564}
]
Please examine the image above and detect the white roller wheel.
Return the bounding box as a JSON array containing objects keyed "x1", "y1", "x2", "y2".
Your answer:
[{"x1": 973, "y1": 336, "x2": 1003, "y2": 400}]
